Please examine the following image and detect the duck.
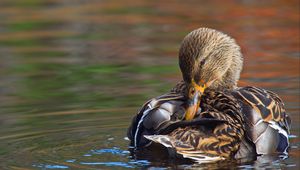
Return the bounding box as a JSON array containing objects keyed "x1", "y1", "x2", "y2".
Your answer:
[{"x1": 127, "y1": 28, "x2": 291, "y2": 162}]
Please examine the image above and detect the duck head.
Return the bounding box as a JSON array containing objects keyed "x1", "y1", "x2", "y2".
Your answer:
[{"x1": 179, "y1": 28, "x2": 243, "y2": 120}]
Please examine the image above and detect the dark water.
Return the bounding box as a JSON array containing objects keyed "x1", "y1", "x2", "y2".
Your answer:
[{"x1": 0, "y1": 0, "x2": 299, "y2": 169}]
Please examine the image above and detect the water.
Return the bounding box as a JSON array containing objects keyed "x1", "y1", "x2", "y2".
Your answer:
[{"x1": 0, "y1": 0, "x2": 299, "y2": 169}]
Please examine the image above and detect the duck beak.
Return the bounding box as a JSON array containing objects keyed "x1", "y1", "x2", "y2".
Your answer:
[{"x1": 185, "y1": 84, "x2": 206, "y2": 121}]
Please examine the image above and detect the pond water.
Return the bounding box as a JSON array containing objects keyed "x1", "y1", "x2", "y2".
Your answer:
[{"x1": 0, "y1": 0, "x2": 299, "y2": 169}]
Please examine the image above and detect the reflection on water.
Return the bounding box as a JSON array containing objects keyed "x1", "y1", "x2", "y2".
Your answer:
[
  {"x1": 33, "y1": 147, "x2": 150, "y2": 169},
  {"x1": 0, "y1": 0, "x2": 299, "y2": 169}
]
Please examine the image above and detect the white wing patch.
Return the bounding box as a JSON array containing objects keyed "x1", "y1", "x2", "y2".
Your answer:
[
  {"x1": 144, "y1": 135, "x2": 225, "y2": 164},
  {"x1": 134, "y1": 99, "x2": 158, "y2": 147},
  {"x1": 269, "y1": 120, "x2": 289, "y2": 154},
  {"x1": 178, "y1": 150, "x2": 225, "y2": 163}
]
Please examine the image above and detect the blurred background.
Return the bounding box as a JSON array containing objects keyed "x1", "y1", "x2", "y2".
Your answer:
[{"x1": 0, "y1": 0, "x2": 299, "y2": 169}]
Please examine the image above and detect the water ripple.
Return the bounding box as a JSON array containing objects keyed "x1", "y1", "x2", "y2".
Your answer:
[
  {"x1": 80, "y1": 161, "x2": 134, "y2": 168},
  {"x1": 33, "y1": 164, "x2": 69, "y2": 169},
  {"x1": 89, "y1": 147, "x2": 130, "y2": 156},
  {"x1": 76, "y1": 147, "x2": 150, "y2": 168}
]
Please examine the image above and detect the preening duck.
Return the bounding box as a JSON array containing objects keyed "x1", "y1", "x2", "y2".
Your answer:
[{"x1": 127, "y1": 28, "x2": 291, "y2": 162}]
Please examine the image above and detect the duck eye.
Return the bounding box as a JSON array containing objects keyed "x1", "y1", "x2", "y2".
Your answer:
[
  {"x1": 200, "y1": 59, "x2": 206, "y2": 66},
  {"x1": 190, "y1": 87, "x2": 195, "y2": 96}
]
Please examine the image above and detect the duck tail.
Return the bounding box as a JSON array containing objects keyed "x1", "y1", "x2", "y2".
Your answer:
[{"x1": 144, "y1": 135, "x2": 225, "y2": 163}]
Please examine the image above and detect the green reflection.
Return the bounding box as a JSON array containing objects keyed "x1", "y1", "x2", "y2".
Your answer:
[
  {"x1": 8, "y1": 20, "x2": 61, "y2": 32},
  {"x1": 0, "y1": 38, "x2": 40, "y2": 47},
  {"x1": 10, "y1": 0, "x2": 48, "y2": 8},
  {"x1": 7, "y1": 62, "x2": 177, "y2": 113}
]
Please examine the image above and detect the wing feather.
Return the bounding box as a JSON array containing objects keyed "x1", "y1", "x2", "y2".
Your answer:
[
  {"x1": 232, "y1": 86, "x2": 291, "y2": 154},
  {"x1": 127, "y1": 91, "x2": 186, "y2": 147},
  {"x1": 144, "y1": 91, "x2": 245, "y2": 161},
  {"x1": 233, "y1": 86, "x2": 290, "y2": 132}
]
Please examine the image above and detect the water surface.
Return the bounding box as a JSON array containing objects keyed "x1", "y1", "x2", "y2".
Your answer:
[{"x1": 0, "y1": 0, "x2": 299, "y2": 169}]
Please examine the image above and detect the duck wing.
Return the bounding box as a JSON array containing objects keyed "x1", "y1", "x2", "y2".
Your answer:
[
  {"x1": 127, "y1": 92, "x2": 186, "y2": 147},
  {"x1": 145, "y1": 91, "x2": 245, "y2": 162},
  {"x1": 127, "y1": 88, "x2": 229, "y2": 149},
  {"x1": 232, "y1": 86, "x2": 291, "y2": 155}
]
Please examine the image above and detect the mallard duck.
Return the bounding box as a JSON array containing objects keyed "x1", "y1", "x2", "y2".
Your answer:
[{"x1": 127, "y1": 28, "x2": 291, "y2": 162}]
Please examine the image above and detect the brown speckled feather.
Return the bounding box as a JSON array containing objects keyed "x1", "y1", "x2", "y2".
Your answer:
[
  {"x1": 232, "y1": 86, "x2": 290, "y2": 154},
  {"x1": 144, "y1": 88, "x2": 245, "y2": 160},
  {"x1": 128, "y1": 82, "x2": 291, "y2": 161},
  {"x1": 233, "y1": 86, "x2": 289, "y2": 124}
]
